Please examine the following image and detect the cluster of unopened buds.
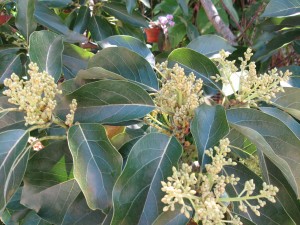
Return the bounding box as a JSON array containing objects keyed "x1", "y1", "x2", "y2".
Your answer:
[
  {"x1": 149, "y1": 14, "x2": 175, "y2": 35},
  {"x1": 161, "y1": 138, "x2": 279, "y2": 224},
  {"x1": 152, "y1": 62, "x2": 204, "y2": 142},
  {"x1": 3, "y1": 63, "x2": 62, "y2": 126},
  {"x1": 212, "y1": 48, "x2": 291, "y2": 107},
  {"x1": 2, "y1": 62, "x2": 77, "y2": 127}
]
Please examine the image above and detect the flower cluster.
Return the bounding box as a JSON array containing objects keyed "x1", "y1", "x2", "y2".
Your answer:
[
  {"x1": 161, "y1": 138, "x2": 279, "y2": 224},
  {"x1": 150, "y1": 14, "x2": 175, "y2": 35},
  {"x1": 153, "y1": 62, "x2": 204, "y2": 142},
  {"x1": 212, "y1": 48, "x2": 291, "y2": 107},
  {"x1": 65, "y1": 99, "x2": 77, "y2": 127},
  {"x1": 3, "y1": 63, "x2": 62, "y2": 126}
]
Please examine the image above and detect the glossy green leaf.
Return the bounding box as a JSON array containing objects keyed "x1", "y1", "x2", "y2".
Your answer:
[
  {"x1": 23, "y1": 140, "x2": 73, "y2": 188},
  {"x1": 227, "y1": 108, "x2": 300, "y2": 198},
  {"x1": 152, "y1": 204, "x2": 188, "y2": 225},
  {"x1": 0, "y1": 97, "x2": 25, "y2": 132},
  {"x1": 15, "y1": 0, "x2": 37, "y2": 42},
  {"x1": 253, "y1": 29, "x2": 300, "y2": 61},
  {"x1": 38, "y1": 0, "x2": 72, "y2": 8},
  {"x1": 68, "y1": 123, "x2": 122, "y2": 210},
  {"x1": 0, "y1": 48, "x2": 23, "y2": 84},
  {"x1": 89, "y1": 16, "x2": 115, "y2": 42},
  {"x1": 61, "y1": 192, "x2": 107, "y2": 225},
  {"x1": 34, "y1": 2, "x2": 87, "y2": 43},
  {"x1": 261, "y1": 0, "x2": 300, "y2": 17},
  {"x1": 0, "y1": 129, "x2": 29, "y2": 215},
  {"x1": 271, "y1": 87, "x2": 300, "y2": 120},
  {"x1": 73, "y1": 6, "x2": 90, "y2": 34},
  {"x1": 187, "y1": 35, "x2": 236, "y2": 57},
  {"x1": 21, "y1": 140, "x2": 104, "y2": 224},
  {"x1": 223, "y1": 163, "x2": 295, "y2": 224},
  {"x1": 29, "y1": 30, "x2": 63, "y2": 82},
  {"x1": 168, "y1": 23, "x2": 186, "y2": 49},
  {"x1": 2, "y1": 189, "x2": 51, "y2": 225},
  {"x1": 99, "y1": 35, "x2": 155, "y2": 66},
  {"x1": 88, "y1": 47, "x2": 158, "y2": 90},
  {"x1": 59, "y1": 80, "x2": 155, "y2": 124},
  {"x1": 223, "y1": 0, "x2": 239, "y2": 22},
  {"x1": 62, "y1": 43, "x2": 93, "y2": 79},
  {"x1": 176, "y1": 0, "x2": 188, "y2": 16},
  {"x1": 111, "y1": 133, "x2": 182, "y2": 225},
  {"x1": 191, "y1": 105, "x2": 229, "y2": 170},
  {"x1": 21, "y1": 179, "x2": 82, "y2": 224},
  {"x1": 117, "y1": 22, "x2": 145, "y2": 41},
  {"x1": 168, "y1": 48, "x2": 222, "y2": 95},
  {"x1": 260, "y1": 107, "x2": 300, "y2": 138},
  {"x1": 102, "y1": 2, "x2": 148, "y2": 27},
  {"x1": 258, "y1": 156, "x2": 300, "y2": 224},
  {"x1": 125, "y1": 0, "x2": 136, "y2": 13}
]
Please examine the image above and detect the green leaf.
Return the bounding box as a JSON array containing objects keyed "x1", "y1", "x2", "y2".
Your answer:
[
  {"x1": 0, "y1": 130, "x2": 29, "y2": 215},
  {"x1": 99, "y1": 35, "x2": 155, "y2": 66},
  {"x1": 168, "y1": 22, "x2": 186, "y2": 49},
  {"x1": 24, "y1": 140, "x2": 73, "y2": 188},
  {"x1": 111, "y1": 133, "x2": 182, "y2": 225},
  {"x1": 0, "y1": 48, "x2": 23, "y2": 84},
  {"x1": 67, "y1": 123, "x2": 122, "y2": 210},
  {"x1": 21, "y1": 140, "x2": 105, "y2": 224},
  {"x1": 227, "y1": 108, "x2": 300, "y2": 198},
  {"x1": 73, "y1": 6, "x2": 90, "y2": 34},
  {"x1": 168, "y1": 48, "x2": 222, "y2": 95},
  {"x1": 259, "y1": 156, "x2": 300, "y2": 224},
  {"x1": 0, "y1": 97, "x2": 26, "y2": 132},
  {"x1": 89, "y1": 16, "x2": 115, "y2": 42},
  {"x1": 187, "y1": 34, "x2": 236, "y2": 57},
  {"x1": 38, "y1": 0, "x2": 72, "y2": 8},
  {"x1": 88, "y1": 47, "x2": 158, "y2": 91},
  {"x1": 260, "y1": 107, "x2": 300, "y2": 138},
  {"x1": 176, "y1": 0, "x2": 188, "y2": 16},
  {"x1": 125, "y1": 0, "x2": 137, "y2": 14},
  {"x1": 2, "y1": 189, "x2": 51, "y2": 225},
  {"x1": 34, "y1": 2, "x2": 87, "y2": 43},
  {"x1": 271, "y1": 87, "x2": 300, "y2": 120},
  {"x1": 57, "y1": 80, "x2": 155, "y2": 124},
  {"x1": 152, "y1": 204, "x2": 188, "y2": 225},
  {"x1": 253, "y1": 29, "x2": 300, "y2": 61},
  {"x1": 191, "y1": 105, "x2": 229, "y2": 170},
  {"x1": 261, "y1": 0, "x2": 300, "y2": 17},
  {"x1": 64, "y1": 67, "x2": 126, "y2": 94},
  {"x1": 102, "y1": 2, "x2": 148, "y2": 27},
  {"x1": 15, "y1": 0, "x2": 37, "y2": 42},
  {"x1": 29, "y1": 30, "x2": 63, "y2": 82},
  {"x1": 61, "y1": 192, "x2": 107, "y2": 225},
  {"x1": 62, "y1": 43, "x2": 93, "y2": 79},
  {"x1": 222, "y1": 0, "x2": 239, "y2": 22},
  {"x1": 21, "y1": 179, "x2": 82, "y2": 224},
  {"x1": 223, "y1": 163, "x2": 296, "y2": 224}
]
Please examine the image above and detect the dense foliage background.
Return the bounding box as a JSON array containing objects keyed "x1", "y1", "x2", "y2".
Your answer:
[{"x1": 0, "y1": 0, "x2": 300, "y2": 224}]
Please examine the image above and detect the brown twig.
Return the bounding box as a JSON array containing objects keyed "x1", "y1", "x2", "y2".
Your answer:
[
  {"x1": 199, "y1": 0, "x2": 237, "y2": 45},
  {"x1": 220, "y1": 0, "x2": 251, "y2": 45}
]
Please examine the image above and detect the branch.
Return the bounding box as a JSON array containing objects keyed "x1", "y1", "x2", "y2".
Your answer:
[{"x1": 199, "y1": 0, "x2": 237, "y2": 45}]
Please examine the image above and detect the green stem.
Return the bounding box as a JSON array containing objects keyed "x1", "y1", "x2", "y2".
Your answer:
[
  {"x1": 0, "y1": 108, "x2": 21, "y2": 113},
  {"x1": 27, "y1": 122, "x2": 52, "y2": 132},
  {"x1": 52, "y1": 117, "x2": 68, "y2": 129},
  {"x1": 162, "y1": 113, "x2": 172, "y2": 127},
  {"x1": 176, "y1": 89, "x2": 183, "y2": 107},
  {"x1": 228, "y1": 145, "x2": 252, "y2": 155},
  {"x1": 147, "y1": 114, "x2": 171, "y2": 130},
  {"x1": 219, "y1": 194, "x2": 264, "y2": 202}
]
